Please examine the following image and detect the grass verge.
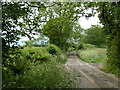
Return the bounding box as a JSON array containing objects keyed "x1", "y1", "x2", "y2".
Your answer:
[{"x1": 77, "y1": 48, "x2": 107, "y2": 63}]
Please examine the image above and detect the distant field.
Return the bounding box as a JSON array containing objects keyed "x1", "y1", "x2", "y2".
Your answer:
[{"x1": 77, "y1": 48, "x2": 107, "y2": 63}]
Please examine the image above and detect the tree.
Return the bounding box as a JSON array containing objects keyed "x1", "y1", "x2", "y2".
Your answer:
[
  {"x1": 83, "y1": 25, "x2": 106, "y2": 47},
  {"x1": 72, "y1": 23, "x2": 84, "y2": 44},
  {"x1": 82, "y1": 2, "x2": 120, "y2": 76},
  {"x1": 2, "y1": 2, "x2": 93, "y2": 47},
  {"x1": 97, "y1": 2, "x2": 120, "y2": 76},
  {"x1": 42, "y1": 16, "x2": 74, "y2": 50},
  {"x1": 2, "y1": 2, "x2": 50, "y2": 47},
  {"x1": 25, "y1": 37, "x2": 49, "y2": 47},
  {"x1": 2, "y1": 2, "x2": 27, "y2": 46}
]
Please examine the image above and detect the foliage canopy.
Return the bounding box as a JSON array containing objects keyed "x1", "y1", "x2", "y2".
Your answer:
[
  {"x1": 83, "y1": 25, "x2": 106, "y2": 47},
  {"x1": 42, "y1": 16, "x2": 74, "y2": 50}
]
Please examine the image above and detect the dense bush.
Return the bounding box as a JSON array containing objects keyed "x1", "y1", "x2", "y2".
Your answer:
[
  {"x1": 45, "y1": 44, "x2": 61, "y2": 56},
  {"x1": 45, "y1": 44, "x2": 68, "y2": 64},
  {"x1": 59, "y1": 50, "x2": 68, "y2": 64},
  {"x1": 2, "y1": 48, "x2": 23, "y2": 75},
  {"x1": 102, "y1": 32, "x2": 120, "y2": 77},
  {"x1": 3, "y1": 59, "x2": 73, "y2": 88},
  {"x1": 3, "y1": 54, "x2": 72, "y2": 88},
  {"x1": 21, "y1": 46, "x2": 52, "y2": 62},
  {"x1": 71, "y1": 44, "x2": 77, "y2": 50},
  {"x1": 77, "y1": 43, "x2": 84, "y2": 50},
  {"x1": 3, "y1": 45, "x2": 70, "y2": 88},
  {"x1": 2, "y1": 48, "x2": 25, "y2": 87},
  {"x1": 2, "y1": 46, "x2": 52, "y2": 87},
  {"x1": 68, "y1": 47, "x2": 75, "y2": 52}
]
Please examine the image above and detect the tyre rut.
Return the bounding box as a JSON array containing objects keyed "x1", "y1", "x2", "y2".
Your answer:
[{"x1": 65, "y1": 52, "x2": 119, "y2": 88}]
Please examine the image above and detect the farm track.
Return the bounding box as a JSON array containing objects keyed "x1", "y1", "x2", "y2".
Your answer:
[{"x1": 64, "y1": 52, "x2": 120, "y2": 89}]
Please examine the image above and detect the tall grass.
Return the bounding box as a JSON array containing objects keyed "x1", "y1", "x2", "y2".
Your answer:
[
  {"x1": 77, "y1": 48, "x2": 107, "y2": 63},
  {"x1": 77, "y1": 44, "x2": 120, "y2": 77}
]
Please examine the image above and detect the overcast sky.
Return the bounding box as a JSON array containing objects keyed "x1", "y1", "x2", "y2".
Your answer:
[{"x1": 78, "y1": 12, "x2": 103, "y2": 29}]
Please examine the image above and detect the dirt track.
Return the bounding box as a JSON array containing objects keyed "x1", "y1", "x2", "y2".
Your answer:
[{"x1": 64, "y1": 52, "x2": 120, "y2": 88}]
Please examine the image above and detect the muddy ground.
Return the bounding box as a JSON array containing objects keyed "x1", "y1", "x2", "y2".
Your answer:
[{"x1": 64, "y1": 52, "x2": 120, "y2": 89}]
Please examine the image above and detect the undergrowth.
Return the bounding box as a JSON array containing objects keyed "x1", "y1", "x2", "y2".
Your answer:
[{"x1": 2, "y1": 44, "x2": 72, "y2": 88}]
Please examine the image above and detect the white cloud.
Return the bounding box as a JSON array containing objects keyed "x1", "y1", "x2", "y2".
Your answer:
[{"x1": 78, "y1": 13, "x2": 103, "y2": 29}]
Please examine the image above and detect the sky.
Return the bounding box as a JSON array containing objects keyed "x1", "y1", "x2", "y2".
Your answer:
[
  {"x1": 78, "y1": 13, "x2": 102, "y2": 29},
  {"x1": 17, "y1": 12, "x2": 102, "y2": 46}
]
